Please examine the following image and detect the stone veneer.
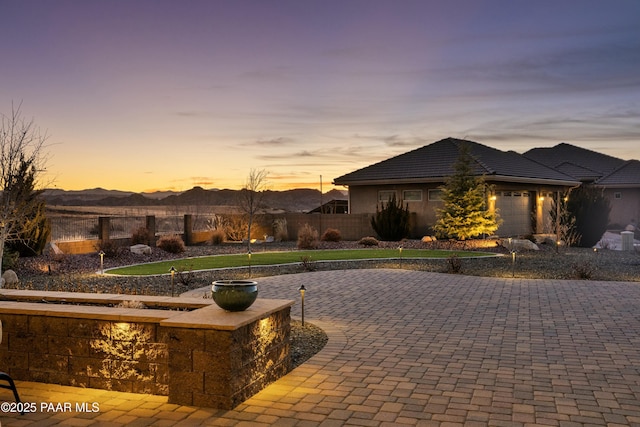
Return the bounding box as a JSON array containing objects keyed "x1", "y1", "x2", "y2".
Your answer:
[{"x1": 0, "y1": 290, "x2": 293, "y2": 409}]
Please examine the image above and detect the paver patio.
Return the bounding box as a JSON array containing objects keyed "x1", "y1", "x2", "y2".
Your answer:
[{"x1": 2, "y1": 269, "x2": 640, "y2": 426}]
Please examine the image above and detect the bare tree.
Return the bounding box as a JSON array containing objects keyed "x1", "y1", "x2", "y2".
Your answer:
[
  {"x1": 1, "y1": 103, "x2": 49, "y2": 275},
  {"x1": 238, "y1": 169, "x2": 268, "y2": 252}
]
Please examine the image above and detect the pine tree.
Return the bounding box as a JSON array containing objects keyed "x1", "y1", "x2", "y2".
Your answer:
[
  {"x1": 434, "y1": 143, "x2": 500, "y2": 240},
  {"x1": 566, "y1": 185, "x2": 610, "y2": 247}
]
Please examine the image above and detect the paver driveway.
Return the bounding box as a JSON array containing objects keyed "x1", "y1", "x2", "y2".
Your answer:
[{"x1": 3, "y1": 269, "x2": 640, "y2": 426}]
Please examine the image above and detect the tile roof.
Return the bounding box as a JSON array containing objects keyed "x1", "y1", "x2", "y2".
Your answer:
[
  {"x1": 596, "y1": 160, "x2": 640, "y2": 187},
  {"x1": 523, "y1": 143, "x2": 625, "y2": 179},
  {"x1": 334, "y1": 138, "x2": 578, "y2": 185}
]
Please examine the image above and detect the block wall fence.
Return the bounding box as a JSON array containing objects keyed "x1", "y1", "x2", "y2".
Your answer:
[{"x1": 54, "y1": 213, "x2": 377, "y2": 255}]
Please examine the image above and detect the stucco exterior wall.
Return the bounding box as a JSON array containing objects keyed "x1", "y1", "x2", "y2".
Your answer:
[{"x1": 605, "y1": 188, "x2": 640, "y2": 228}]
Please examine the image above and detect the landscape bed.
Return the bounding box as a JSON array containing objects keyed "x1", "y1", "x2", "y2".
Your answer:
[{"x1": 105, "y1": 248, "x2": 498, "y2": 276}]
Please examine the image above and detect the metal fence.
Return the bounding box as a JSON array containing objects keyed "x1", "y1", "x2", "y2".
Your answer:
[
  {"x1": 109, "y1": 216, "x2": 147, "y2": 239},
  {"x1": 49, "y1": 217, "x2": 100, "y2": 242},
  {"x1": 49, "y1": 214, "x2": 219, "y2": 242}
]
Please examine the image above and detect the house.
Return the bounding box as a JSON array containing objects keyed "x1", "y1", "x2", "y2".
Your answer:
[
  {"x1": 524, "y1": 143, "x2": 640, "y2": 228},
  {"x1": 307, "y1": 199, "x2": 349, "y2": 214},
  {"x1": 333, "y1": 138, "x2": 580, "y2": 238}
]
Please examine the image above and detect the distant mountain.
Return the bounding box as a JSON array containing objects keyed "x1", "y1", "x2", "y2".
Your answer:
[{"x1": 42, "y1": 187, "x2": 347, "y2": 213}]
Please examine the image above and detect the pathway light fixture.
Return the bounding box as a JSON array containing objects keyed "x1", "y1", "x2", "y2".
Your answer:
[
  {"x1": 298, "y1": 285, "x2": 306, "y2": 327},
  {"x1": 170, "y1": 266, "x2": 177, "y2": 297},
  {"x1": 99, "y1": 251, "x2": 105, "y2": 274}
]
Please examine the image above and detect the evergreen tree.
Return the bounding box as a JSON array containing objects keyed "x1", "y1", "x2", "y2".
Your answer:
[
  {"x1": 371, "y1": 193, "x2": 411, "y2": 241},
  {"x1": 5, "y1": 156, "x2": 51, "y2": 257},
  {"x1": 566, "y1": 185, "x2": 610, "y2": 247},
  {"x1": 434, "y1": 144, "x2": 500, "y2": 240}
]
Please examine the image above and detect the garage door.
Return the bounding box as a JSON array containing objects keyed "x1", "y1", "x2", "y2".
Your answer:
[{"x1": 495, "y1": 191, "x2": 532, "y2": 236}]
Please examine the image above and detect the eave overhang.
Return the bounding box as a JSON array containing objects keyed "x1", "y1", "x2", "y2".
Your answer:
[{"x1": 333, "y1": 175, "x2": 579, "y2": 187}]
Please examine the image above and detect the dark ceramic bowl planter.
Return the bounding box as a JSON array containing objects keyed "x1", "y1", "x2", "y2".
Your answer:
[{"x1": 211, "y1": 280, "x2": 258, "y2": 311}]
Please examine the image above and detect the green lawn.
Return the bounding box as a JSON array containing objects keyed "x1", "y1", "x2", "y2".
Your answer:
[{"x1": 105, "y1": 249, "x2": 496, "y2": 276}]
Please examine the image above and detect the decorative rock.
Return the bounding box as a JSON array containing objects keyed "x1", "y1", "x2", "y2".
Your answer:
[
  {"x1": 503, "y1": 238, "x2": 539, "y2": 251},
  {"x1": 130, "y1": 244, "x2": 152, "y2": 255},
  {"x1": 2, "y1": 269, "x2": 19, "y2": 286},
  {"x1": 421, "y1": 235, "x2": 437, "y2": 242},
  {"x1": 44, "y1": 242, "x2": 64, "y2": 255}
]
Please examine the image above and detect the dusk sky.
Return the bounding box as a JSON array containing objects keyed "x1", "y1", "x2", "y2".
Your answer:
[{"x1": 2, "y1": 1, "x2": 639, "y2": 192}]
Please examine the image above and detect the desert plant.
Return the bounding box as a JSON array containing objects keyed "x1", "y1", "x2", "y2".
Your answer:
[
  {"x1": 210, "y1": 229, "x2": 226, "y2": 245},
  {"x1": 445, "y1": 254, "x2": 463, "y2": 274},
  {"x1": 222, "y1": 214, "x2": 249, "y2": 242},
  {"x1": 550, "y1": 194, "x2": 581, "y2": 249},
  {"x1": 300, "y1": 255, "x2": 317, "y2": 272},
  {"x1": 131, "y1": 226, "x2": 150, "y2": 245},
  {"x1": 273, "y1": 218, "x2": 288, "y2": 241},
  {"x1": 358, "y1": 236, "x2": 379, "y2": 246},
  {"x1": 97, "y1": 239, "x2": 121, "y2": 258},
  {"x1": 321, "y1": 228, "x2": 342, "y2": 242},
  {"x1": 297, "y1": 224, "x2": 319, "y2": 249},
  {"x1": 157, "y1": 234, "x2": 185, "y2": 253},
  {"x1": 371, "y1": 193, "x2": 411, "y2": 241},
  {"x1": 571, "y1": 261, "x2": 594, "y2": 279},
  {"x1": 176, "y1": 264, "x2": 195, "y2": 285}
]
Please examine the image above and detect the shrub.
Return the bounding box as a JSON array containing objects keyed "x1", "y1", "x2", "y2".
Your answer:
[
  {"x1": 223, "y1": 214, "x2": 249, "y2": 242},
  {"x1": 131, "y1": 226, "x2": 150, "y2": 245},
  {"x1": 358, "y1": 236, "x2": 379, "y2": 246},
  {"x1": 210, "y1": 229, "x2": 226, "y2": 245},
  {"x1": 371, "y1": 193, "x2": 410, "y2": 241},
  {"x1": 97, "y1": 239, "x2": 121, "y2": 258},
  {"x1": 300, "y1": 255, "x2": 317, "y2": 272},
  {"x1": 157, "y1": 234, "x2": 186, "y2": 253},
  {"x1": 321, "y1": 228, "x2": 342, "y2": 242},
  {"x1": 297, "y1": 224, "x2": 319, "y2": 249},
  {"x1": 273, "y1": 218, "x2": 288, "y2": 242},
  {"x1": 566, "y1": 185, "x2": 611, "y2": 247},
  {"x1": 571, "y1": 261, "x2": 594, "y2": 280},
  {"x1": 445, "y1": 254, "x2": 462, "y2": 274}
]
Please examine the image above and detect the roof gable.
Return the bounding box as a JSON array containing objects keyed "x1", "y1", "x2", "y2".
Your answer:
[
  {"x1": 524, "y1": 143, "x2": 625, "y2": 179},
  {"x1": 334, "y1": 138, "x2": 577, "y2": 185},
  {"x1": 596, "y1": 160, "x2": 640, "y2": 186}
]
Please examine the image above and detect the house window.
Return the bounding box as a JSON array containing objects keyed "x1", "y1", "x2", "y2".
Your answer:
[
  {"x1": 378, "y1": 190, "x2": 396, "y2": 202},
  {"x1": 403, "y1": 190, "x2": 422, "y2": 202},
  {"x1": 614, "y1": 192, "x2": 622, "y2": 199},
  {"x1": 428, "y1": 189, "x2": 443, "y2": 201}
]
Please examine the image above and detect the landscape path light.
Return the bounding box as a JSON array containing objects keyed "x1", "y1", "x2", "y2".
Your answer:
[
  {"x1": 298, "y1": 285, "x2": 306, "y2": 327},
  {"x1": 170, "y1": 266, "x2": 177, "y2": 297},
  {"x1": 398, "y1": 245, "x2": 403, "y2": 269},
  {"x1": 247, "y1": 250, "x2": 252, "y2": 278},
  {"x1": 511, "y1": 250, "x2": 517, "y2": 278},
  {"x1": 99, "y1": 251, "x2": 105, "y2": 274}
]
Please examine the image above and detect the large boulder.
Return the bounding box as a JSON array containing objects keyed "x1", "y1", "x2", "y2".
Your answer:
[
  {"x1": 503, "y1": 238, "x2": 539, "y2": 251},
  {"x1": 130, "y1": 244, "x2": 152, "y2": 255},
  {"x1": 2, "y1": 269, "x2": 19, "y2": 286}
]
